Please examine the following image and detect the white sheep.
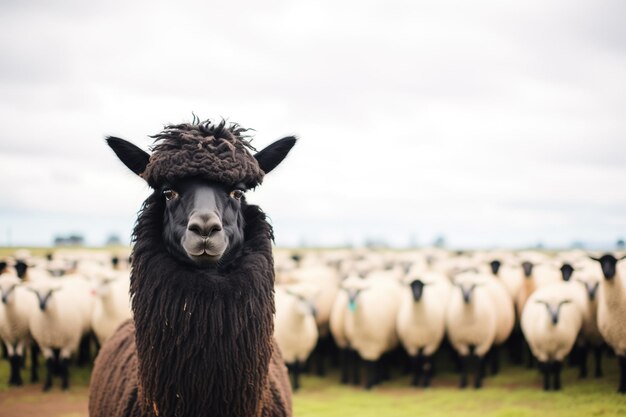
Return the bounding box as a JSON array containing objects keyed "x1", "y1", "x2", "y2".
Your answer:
[
  {"x1": 445, "y1": 271, "x2": 497, "y2": 389},
  {"x1": 27, "y1": 276, "x2": 95, "y2": 390},
  {"x1": 278, "y1": 264, "x2": 340, "y2": 376},
  {"x1": 521, "y1": 282, "x2": 583, "y2": 391},
  {"x1": 342, "y1": 275, "x2": 401, "y2": 389},
  {"x1": 329, "y1": 273, "x2": 362, "y2": 385},
  {"x1": 91, "y1": 272, "x2": 132, "y2": 345},
  {"x1": 483, "y1": 272, "x2": 516, "y2": 375},
  {"x1": 274, "y1": 283, "x2": 319, "y2": 390},
  {"x1": 591, "y1": 254, "x2": 626, "y2": 393},
  {"x1": 396, "y1": 271, "x2": 451, "y2": 387},
  {"x1": 0, "y1": 275, "x2": 38, "y2": 385}
]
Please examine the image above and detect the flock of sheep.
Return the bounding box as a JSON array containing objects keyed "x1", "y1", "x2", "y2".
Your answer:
[
  {"x1": 0, "y1": 247, "x2": 624, "y2": 393},
  {"x1": 0, "y1": 250, "x2": 132, "y2": 390},
  {"x1": 273, "y1": 248, "x2": 625, "y2": 392}
]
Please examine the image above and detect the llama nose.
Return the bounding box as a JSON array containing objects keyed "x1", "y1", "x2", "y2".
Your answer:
[{"x1": 187, "y1": 213, "x2": 223, "y2": 238}]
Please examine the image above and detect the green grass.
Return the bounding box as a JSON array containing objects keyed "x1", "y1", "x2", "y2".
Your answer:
[
  {"x1": 292, "y1": 364, "x2": 626, "y2": 417},
  {"x1": 1, "y1": 355, "x2": 625, "y2": 416},
  {"x1": 0, "y1": 358, "x2": 93, "y2": 394}
]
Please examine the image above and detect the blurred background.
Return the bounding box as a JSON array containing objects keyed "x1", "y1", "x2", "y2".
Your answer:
[{"x1": 1, "y1": 0, "x2": 625, "y2": 250}]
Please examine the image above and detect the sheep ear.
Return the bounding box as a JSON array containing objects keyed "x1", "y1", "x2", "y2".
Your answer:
[
  {"x1": 106, "y1": 136, "x2": 150, "y2": 177},
  {"x1": 589, "y1": 255, "x2": 601, "y2": 263},
  {"x1": 254, "y1": 136, "x2": 296, "y2": 174}
]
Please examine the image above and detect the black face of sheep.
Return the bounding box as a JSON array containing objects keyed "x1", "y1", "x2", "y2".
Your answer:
[
  {"x1": 535, "y1": 300, "x2": 571, "y2": 325},
  {"x1": 590, "y1": 254, "x2": 625, "y2": 280},
  {"x1": 560, "y1": 263, "x2": 574, "y2": 281},
  {"x1": 489, "y1": 260, "x2": 501, "y2": 275},
  {"x1": 409, "y1": 279, "x2": 426, "y2": 302},
  {"x1": 521, "y1": 261, "x2": 534, "y2": 278},
  {"x1": 27, "y1": 288, "x2": 61, "y2": 311},
  {"x1": 14, "y1": 260, "x2": 28, "y2": 279},
  {"x1": 455, "y1": 282, "x2": 477, "y2": 304},
  {"x1": 0, "y1": 261, "x2": 7, "y2": 273},
  {"x1": 1, "y1": 284, "x2": 17, "y2": 304},
  {"x1": 345, "y1": 288, "x2": 363, "y2": 311},
  {"x1": 580, "y1": 281, "x2": 600, "y2": 301}
]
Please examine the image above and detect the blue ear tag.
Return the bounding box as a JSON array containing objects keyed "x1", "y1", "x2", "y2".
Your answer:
[{"x1": 349, "y1": 300, "x2": 357, "y2": 312}]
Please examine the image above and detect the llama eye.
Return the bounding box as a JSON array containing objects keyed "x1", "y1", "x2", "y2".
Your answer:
[
  {"x1": 229, "y1": 189, "x2": 244, "y2": 200},
  {"x1": 162, "y1": 189, "x2": 178, "y2": 201}
]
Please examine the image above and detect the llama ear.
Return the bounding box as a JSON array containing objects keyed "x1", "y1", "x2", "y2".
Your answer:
[
  {"x1": 106, "y1": 136, "x2": 150, "y2": 177},
  {"x1": 254, "y1": 136, "x2": 296, "y2": 174}
]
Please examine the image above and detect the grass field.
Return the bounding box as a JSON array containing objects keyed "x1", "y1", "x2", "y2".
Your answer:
[{"x1": 0, "y1": 354, "x2": 625, "y2": 417}]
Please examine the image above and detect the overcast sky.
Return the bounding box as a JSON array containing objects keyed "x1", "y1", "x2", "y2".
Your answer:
[{"x1": 0, "y1": 0, "x2": 625, "y2": 248}]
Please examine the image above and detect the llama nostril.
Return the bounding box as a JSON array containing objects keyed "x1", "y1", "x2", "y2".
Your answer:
[
  {"x1": 207, "y1": 222, "x2": 222, "y2": 237},
  {"x1": 187, "y1": 214, "x2": 223, "y2": 238},
  {"x1": 188, "y1": 223, "x2": 203, "y2": 236}
]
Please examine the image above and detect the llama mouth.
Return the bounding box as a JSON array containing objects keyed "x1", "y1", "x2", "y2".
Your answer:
[
  {"x1": 189, "y1": 252, "x2": 223, "y2": 264},
  {"x1": 184, "y1": 241, "x2": 227, "y2": 264}
]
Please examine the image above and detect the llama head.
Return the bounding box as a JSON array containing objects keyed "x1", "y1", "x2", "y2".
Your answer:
[{"x1": 107, "y1": 119, "x2": 295, "y2": 267}]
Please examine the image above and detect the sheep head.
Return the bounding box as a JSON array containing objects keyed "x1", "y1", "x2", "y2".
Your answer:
[{"x1": 589, "y1": 253, "x2": 626, "y2": 280}]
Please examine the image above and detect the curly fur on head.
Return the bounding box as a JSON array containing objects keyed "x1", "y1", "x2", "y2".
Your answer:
[{"x1": 142, "y1": 119, "x2": 265, "y2": 189}]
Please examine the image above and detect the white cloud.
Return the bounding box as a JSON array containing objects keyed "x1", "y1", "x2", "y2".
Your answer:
[{"x1": 0, "y1": 0, "x2": 625, "y2": 247}]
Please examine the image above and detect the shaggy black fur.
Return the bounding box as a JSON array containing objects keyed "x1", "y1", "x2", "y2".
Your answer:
[
  {"x1": 90, "y1": 202, "x2": 292, "y2": 417},
  {"x1": 132, "y1": 198, "x2": 279, "y2": 417}
]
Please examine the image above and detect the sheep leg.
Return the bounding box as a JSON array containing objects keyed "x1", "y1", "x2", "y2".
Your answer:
[
  {"x1": 489, "y1": 345, "x2": 501, "y2": 375},
  {"x1": 553, "y1": 361, "x2": 562, "y2": 391},
  {"x1": 60, "y1": 358, "x2": 70, "y2": 391},
  {"x1": 315, "y1": 338, "x2": 326, "y2": 377},
  {"x1": 568, "y1": 345, "x2": 580, "y2": 366},
  {"x1": 364, "y1": 360, "x2": 377, "y2": 390},
  {"x1": 539, "y1": 361, "x2": 550, "y2": 391},
  {"x1": 9, "y1": 354, "x2": 23, "y2": 386},
  {"x1": 422, "y1": 356, "x2": 433, "y2": 388},
  {"x1": 459, "y1": 355, "x2": 469, "y2": 389},
  {"x1": 578, "y1": 344, "x2": 588, "y2": 378},
  {"x1": 340, "y1": 348, "x2": 350, "y2": 384},
  {"x1": 411, "y1": 355, "x2": 423, "y2": 387},
  {"x1": 30, "y1": 343, "x2": 40, "y2": 383},
  {"x1": 524, "y1": 341, "x2": 534, "y2": 369},
  {"x1": 76, "y1": 333, "x2": 91, "y2": 367},
  {"x1": 593, "y1": 346, "x2": 603, "y2": 378},
  {"x1": 43, "y1": 358, "x2": 54, "y2": 391},
  {"x1": 507, "y1": 330, "x2": 523, "y2": 365},
  {"x1": 619, "y1": 356, "x2": 626, "y2": 394},
  {"x1": 379, "y1": 354, "x2": 390, "y2": 382},
  {"x1": 474, "y1": 355, "x2": 486, "y2": 389},
  {"x1": 351, "y1": 351, "x2": 361, "y2": 386}
]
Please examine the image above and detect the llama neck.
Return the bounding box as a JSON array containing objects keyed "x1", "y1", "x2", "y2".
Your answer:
[{"x1": 131, "y1": 200, "x2": 276, "y2": 417}]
